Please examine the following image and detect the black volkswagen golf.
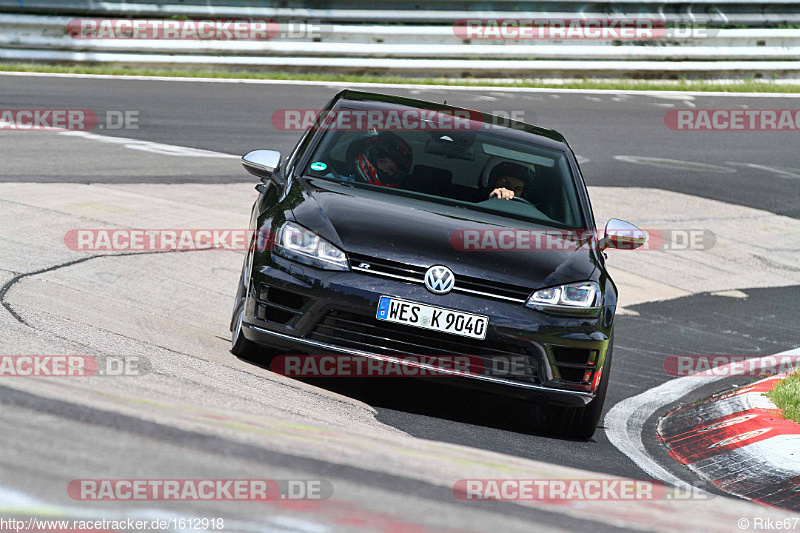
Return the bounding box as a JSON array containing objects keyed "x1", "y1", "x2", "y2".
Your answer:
[{"x1": 231, "y1": 90, "x2": 645, "y2": 439}]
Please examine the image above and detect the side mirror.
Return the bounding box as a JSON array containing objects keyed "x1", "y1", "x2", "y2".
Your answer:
[
  {"x1": 242, "y1": 150, "x2": 283, "y2": 187},
  {"x1": 600, "y1": 218, "x2": 647, "y2": 251}
]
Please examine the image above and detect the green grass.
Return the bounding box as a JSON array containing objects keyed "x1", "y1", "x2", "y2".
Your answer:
[
  {"x1": 767, "y1": 371, "x2": 800, "y2": 424},
  {"x1": 1, "y1": 62, "x2": 799, "y2": 93}
]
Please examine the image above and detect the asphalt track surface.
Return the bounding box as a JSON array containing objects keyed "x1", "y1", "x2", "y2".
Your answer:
[
  {"x1": 1, "y1": 73, "x2": 799, "y2": 531},
  {"x1": 2, "y1": 75, "x2": 799, "y2": 218}
]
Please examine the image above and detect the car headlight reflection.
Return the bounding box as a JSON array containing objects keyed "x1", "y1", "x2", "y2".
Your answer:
[
  {"x1": 526, "y1": 281, "x2": 601, "y2": 316},
  {"x1": 275, "y1": 221, "x2": 349, "y2": 271}
]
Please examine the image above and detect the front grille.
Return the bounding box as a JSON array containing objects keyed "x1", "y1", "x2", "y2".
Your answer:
[
  {"x1": 349, "y1": 253, "x2": 532, "y2": 303},
  {"x1": 308, "y1": 310, "x2": 538, "y2": 383}
]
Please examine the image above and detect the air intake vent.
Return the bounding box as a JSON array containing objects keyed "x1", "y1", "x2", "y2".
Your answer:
[
  {"x1": 551, "y1": 347, "x2": 597, "y2": 384},
  {"x1": 255, "y1": 284, "x2": 307, "y2": 325}
]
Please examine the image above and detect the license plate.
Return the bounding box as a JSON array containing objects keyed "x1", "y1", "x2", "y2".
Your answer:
[{"x1": 376, "y1": 296, "x2": 488, "y2": 340}]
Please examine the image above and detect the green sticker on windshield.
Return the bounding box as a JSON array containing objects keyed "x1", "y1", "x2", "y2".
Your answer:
[{"x1": 310, "y1": 162, "x2": 327, "y2": 171}]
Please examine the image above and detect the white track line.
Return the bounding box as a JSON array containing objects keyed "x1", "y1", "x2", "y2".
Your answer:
[
  {"x1": 1, "y1": 117, "x2": 239, "y2": 159},
  {"x1": 605, "y1": 347, "x2": 800, "y2": 487},
  {"x1": 3, "y1": 71, "x2": 800, "y2": 98},
  {"x1": 59, "y1": 130, "x2": 239, "y2": 158}
]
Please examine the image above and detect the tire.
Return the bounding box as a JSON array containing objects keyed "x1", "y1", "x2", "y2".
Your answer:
[
  {"x1": 543, "y1": 338, "x2": 613, "y2": 440},
  {"x1": 231, "y1": 298, "x2": 260, "y2": 358},
  {"x1": 230, "y1": 248, "x2": 260, "y2": 359}
]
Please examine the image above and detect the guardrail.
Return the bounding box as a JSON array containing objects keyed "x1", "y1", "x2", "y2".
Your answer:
[
  {"x1": 1, "y1": 9, "x2": 798, "y2": 78},
  {"x1": 2, "y1": 1, "x2": 800, "y2": 25}
]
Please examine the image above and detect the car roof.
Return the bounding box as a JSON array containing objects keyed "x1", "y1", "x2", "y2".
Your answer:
[{"x1": 331, "y1": 89, "x2": 570, "y2": 151}]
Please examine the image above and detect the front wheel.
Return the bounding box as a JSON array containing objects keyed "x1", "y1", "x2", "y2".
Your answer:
[
  {"x1": 231, "y1": 298, "x2": 259, "y2": 358},
  {"x1": 542, "y1": 339, "x2": 613, "y2": 440},
  {"x1": 230, "y1": 248, "x2": 260, "y2": 359}
]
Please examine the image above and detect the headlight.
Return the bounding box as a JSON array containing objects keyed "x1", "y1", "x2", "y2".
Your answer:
[
  {"x1": 525, "y1": 281, "x2": 601, "y2": 316},
  {"x1": 274, "y1": 221, "x2": 349, "y2": 271}
]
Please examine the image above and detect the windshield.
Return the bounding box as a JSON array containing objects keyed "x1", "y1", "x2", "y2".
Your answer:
[{"x1": 302, "y1": 112, "x2": 585, "y2": 228}]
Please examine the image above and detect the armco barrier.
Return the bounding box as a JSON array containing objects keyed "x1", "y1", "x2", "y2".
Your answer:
[
  {"x1": 2, "y1": 1, "x2": 800, "y2": 25},
  {"x1": 0, "y1": 5, "x2": 798, "y2": 78}
]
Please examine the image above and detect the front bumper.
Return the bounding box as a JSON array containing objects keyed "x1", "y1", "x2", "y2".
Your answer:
[{"x1": 241, "y1": 255, "x2": 613, "y2": 407}]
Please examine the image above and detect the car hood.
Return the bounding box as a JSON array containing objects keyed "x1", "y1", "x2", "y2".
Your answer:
[{"x1": 289, "y1": 177, "x2": 599, "y2": 289}]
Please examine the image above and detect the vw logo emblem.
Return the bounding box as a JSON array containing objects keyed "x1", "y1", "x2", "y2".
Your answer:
[{"x1": 424, "y1": 265, "x2": 455, "y2": 294}]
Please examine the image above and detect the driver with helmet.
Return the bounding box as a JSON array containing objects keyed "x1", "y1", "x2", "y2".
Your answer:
[
  {"x1": 336, "y1": 131, "x2": 531, "y2": 202},
  {"x1": 351, "y1": 131, "x2": 412, "y2": 187}
]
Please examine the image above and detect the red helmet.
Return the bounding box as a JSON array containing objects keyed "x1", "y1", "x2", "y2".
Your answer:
[{"x1": 353, "y1": 132, "x2": 412, "y2": 186}]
